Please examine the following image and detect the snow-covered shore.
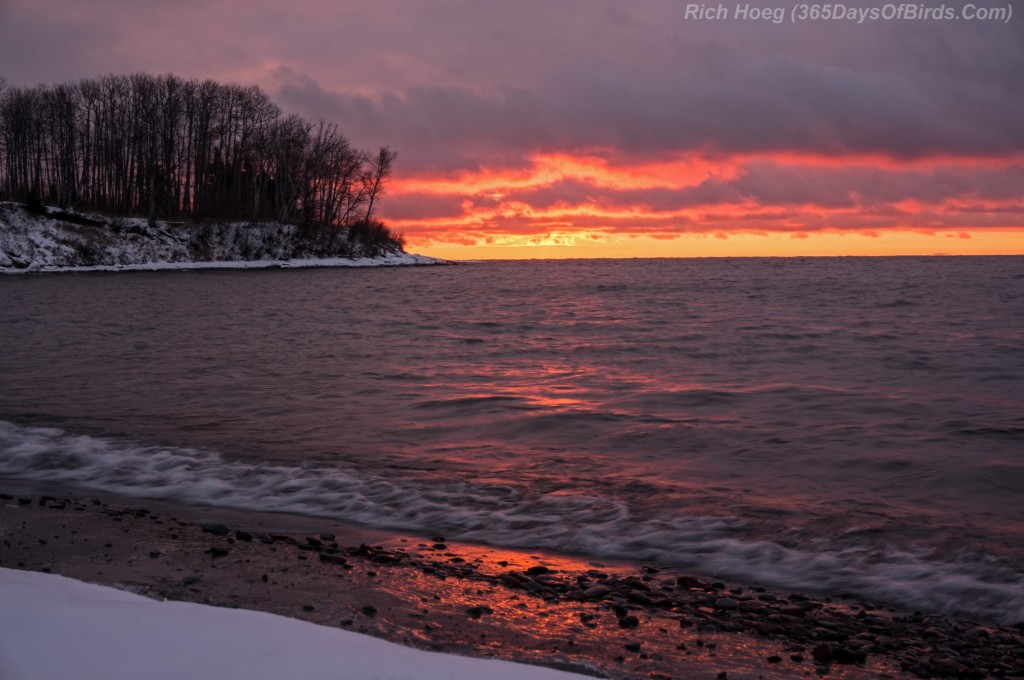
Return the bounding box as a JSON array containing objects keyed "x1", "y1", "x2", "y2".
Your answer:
[
  {"x1": 0, "y1": 567, "x2": 584, "y2": 680},
  {"x1": 0, "y1": 202, "x2": 446, "y2": 273}
]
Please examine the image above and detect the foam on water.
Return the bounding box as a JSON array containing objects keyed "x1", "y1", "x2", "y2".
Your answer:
[{"x1": 3, "y1": 419, "x2": 1022, "y2": 625}]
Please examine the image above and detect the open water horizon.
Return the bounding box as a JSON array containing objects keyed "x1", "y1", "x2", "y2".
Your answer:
[{"x1": 1, "y1": 256, "x2": 1022, "y2": 624}]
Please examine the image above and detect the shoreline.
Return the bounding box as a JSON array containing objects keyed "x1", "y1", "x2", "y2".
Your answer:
[
  {"x1": 3, "y1": 489, "x2": 1021, "y2": 679},
  {"x1": 0, "y1": 201, "x2": 450, "y2": 274},
  {"x1": 0, "y1": 252, "x2": 450, "y2": 275}
]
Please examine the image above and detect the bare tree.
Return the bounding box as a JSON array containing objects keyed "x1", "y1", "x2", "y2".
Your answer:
[
  {"x1": 363, "y1": 146, "x2": 397, "y2": 224},
  {"x1": 0, "y1": 73, "x2": 404, "y2": 254}
]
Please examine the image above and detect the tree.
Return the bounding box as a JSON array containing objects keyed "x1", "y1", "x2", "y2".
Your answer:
[
  {"x1": 0, "y1": 73, "x2": 402, "y2": 254},
  {"x1": 363, "y1": 146, "x2": 397, "y2": 224}
]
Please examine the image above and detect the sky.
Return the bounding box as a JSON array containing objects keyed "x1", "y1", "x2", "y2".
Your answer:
[{"x1": 1, "y1": 0, "x2": 1022, "y2": 258}]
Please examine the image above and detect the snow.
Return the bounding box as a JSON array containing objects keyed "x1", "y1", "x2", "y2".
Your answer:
[
  {"x1": 0, "y1": 202, "x2": 447, "y2": 273},
  {"x1": 1, "y1": 252, "x2": 443, "y2": 273},
  {"x1": 0, "y1": 567, "x2": 587, "y2": 680}
]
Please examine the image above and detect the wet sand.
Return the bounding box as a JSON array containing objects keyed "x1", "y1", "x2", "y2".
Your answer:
[{"x1": 1, "y1": 487, "x2": 1021, "y2": 679}]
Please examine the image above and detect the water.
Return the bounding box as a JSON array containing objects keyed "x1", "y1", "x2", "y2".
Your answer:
[{"x1": 1, "y1": 257, "x2": 1023, "y2": 624}]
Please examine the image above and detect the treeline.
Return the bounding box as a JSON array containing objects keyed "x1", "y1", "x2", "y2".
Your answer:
[{"x1": 0, "y1": 73, "x2": 403, "y2": 251}]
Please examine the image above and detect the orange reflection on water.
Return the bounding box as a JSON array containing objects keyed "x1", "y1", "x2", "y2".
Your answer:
[{"x1": 371, "y1": 536, "x2": 904, "y2": 680}]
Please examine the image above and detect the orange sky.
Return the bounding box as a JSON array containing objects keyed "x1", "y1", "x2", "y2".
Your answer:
[{"x1": 382, "y1": 150, "x2": 1024, "y2": 259}]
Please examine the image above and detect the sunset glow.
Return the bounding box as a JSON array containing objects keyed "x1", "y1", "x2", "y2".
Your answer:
[{"x1": 382, "y1": 151, "x2": 1024, "y2": 257}]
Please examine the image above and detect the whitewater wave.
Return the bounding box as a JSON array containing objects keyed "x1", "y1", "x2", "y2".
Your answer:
[{"x1": 2, "y1": 419, "x2": 1022, "y2": 625}]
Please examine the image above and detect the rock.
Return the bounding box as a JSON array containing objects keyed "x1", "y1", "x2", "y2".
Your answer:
[
  {"x1": 627, "y1": 591, "x2": 652, "y2": 605},
  {"x1": 466, "y1": 605, "x2": 493, "y2": 619},
  {"x1": 618, "y1": 615, "x2": 640, "y2": 629},
  {"x1": 319, "y1": 553, "x2": 348, "y2": 566},
  {"x1": 677, "y1": 576, "x2": 704, "y2": 589},
  {"x1": 831, "y1": 645, "x2": 866, "y2": 664},
  {"x1": 624, "y1": 642, "x2": 642, "y2": 652},
  {"x1": 812, "y1": 643, "x2": 833, "y2": 664},
  {"x1": 234, "y1": 530, "x2": 253, "y2": 542},
  {"x1": 361, "y1": 605, "x2": 377, "y2": 617},
  {"x1": 778, "y1": 605, "x2": 805, "y2": 617},
  {"x1": 767, "y1": 655, "x2": 782, "y2": 663},
  {"x1": 526, "y1": 565, "x2": 550, "y2": 576},
  {"x1": 200, "y1": 523, "x2": 230, "y2": 536},
  {"x1": 269, "y1": 534, "x2": 298, "y2": 545},
  {"x1": 205, "y1": 546, "x2": 229, "y2": 558},
  {"x1": 714, "y1": 597, "x2": 739, "y2": 610},
  {"x1": 521, "y1": 580, "x2": 544, "y2": 594},
  {"x1": 583, "y1": 585, "x2": 612, "y2": 600}
]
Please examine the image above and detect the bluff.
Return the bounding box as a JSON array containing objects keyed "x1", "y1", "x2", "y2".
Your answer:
[{"x1": 0, "y1": 202, "x2": 438, "y2": 272}]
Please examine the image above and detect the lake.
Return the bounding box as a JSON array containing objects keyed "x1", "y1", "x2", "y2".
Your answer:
[{"x1": 1, "y1": 257, "x2": 1022, "y2": 623}]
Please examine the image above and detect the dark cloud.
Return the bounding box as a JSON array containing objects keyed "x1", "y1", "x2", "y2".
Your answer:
[
  {"x1": 6, "y1": 0, "x2": 1022, "y2": 167},
  {"x1": 272, "y1": 49, "x2": 1024, "y2": 175}
]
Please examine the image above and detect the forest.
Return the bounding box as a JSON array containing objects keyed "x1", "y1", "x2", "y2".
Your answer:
[{"x1": 0, "y1": 73, "x2": 403, "y2": 252}]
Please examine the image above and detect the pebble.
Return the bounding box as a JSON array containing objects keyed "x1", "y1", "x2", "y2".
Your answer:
[
  {"x1": 627, "y1": 591, "x2": 652, "y2": 605},
  {"x1": 583, "y1": 585, "x2": 611, "y2": 599},
  {"x1": 200, "y1": 523, "x2": 230, "y2": 536},
  {"x1": 812, "y1": 643, "x2": 833, "y2": 663},
  {"x1": 618, "y1": 615, "x2": 640, "y2": 629}
]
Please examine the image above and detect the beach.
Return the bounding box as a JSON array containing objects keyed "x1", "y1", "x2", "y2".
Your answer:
[{"x1": 4, "y1": 484, "x2": 1022, "y2": 679}]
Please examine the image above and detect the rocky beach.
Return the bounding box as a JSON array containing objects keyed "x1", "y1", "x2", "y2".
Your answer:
[{"x1": 2, "y1": 486, "x2": 1021, "y2": 680}]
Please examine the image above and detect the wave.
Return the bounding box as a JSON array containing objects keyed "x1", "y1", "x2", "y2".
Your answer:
[{"x1": 1, "y1": 419, "x2": 1022, "y2": 626}]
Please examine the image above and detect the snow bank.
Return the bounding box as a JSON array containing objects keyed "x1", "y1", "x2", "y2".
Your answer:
[
  {"x1": 0, "y1": 567, "x2": 585, "y2": 680},
  {"x1": 0, "y1": 202, "x2": 446, "y2": 273}
]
